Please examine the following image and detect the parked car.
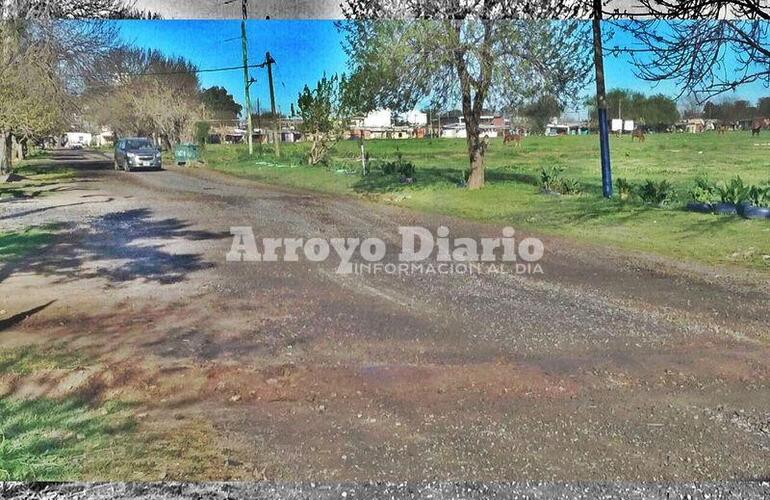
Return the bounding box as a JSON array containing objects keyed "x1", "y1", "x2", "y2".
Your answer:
[{"x1": 114, "y1": 137, "x2": 162, "y2": 171}]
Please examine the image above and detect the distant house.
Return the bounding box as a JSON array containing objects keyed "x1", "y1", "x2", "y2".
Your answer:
[
  {"x1": 64, "y1": 132, "x2": 92, "y2": 148},
  {"x1": 675, "y1": 118, "x2": 705, "y2": 133},
  {"x1": 441, "y1": 123, "x2": 499, "y2": 139},
  {"x1": 545, "y1": 120, "x2": 590, "y2": 136},
  {"x1": 93, "y1": 128, "x2": 115, "y2": 147},
  {"x1": 348, "y1": 108, "x2": 425, "y2": 139},
  {"x1": 434, "y1": 110, "x2": 509, "y2": 138},
  {"x1": 279, "y1": 130, "x2": 302, "y2": 143},
  {"x1": 402, "y1": 110, "x2": 427, "y2": 127}
]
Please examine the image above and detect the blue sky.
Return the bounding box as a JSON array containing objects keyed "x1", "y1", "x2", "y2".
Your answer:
[{"x1": 114, "y1": 20, "x2": 770, "y2": 119}]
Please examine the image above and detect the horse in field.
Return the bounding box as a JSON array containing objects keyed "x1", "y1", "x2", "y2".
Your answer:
[
  {"x1": 631, "y1": 128, "x2": 645, "y2": 142},
  {"x1": 751, "y1": 118, "x2": 770, "y2": 136},
  {"x1": 503, "y1": 130, "x2": 522, "y2": 147},
  {"x1": 717, "y1": 124, "x2": 728, "y2": 134}
]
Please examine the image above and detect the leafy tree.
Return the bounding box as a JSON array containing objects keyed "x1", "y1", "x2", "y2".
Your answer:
[
  {"x1": 201, "y1": 86, "x2": 242, "y2": 122},
  {"x1": 703, "y1": 97, "x2": 759, "y2": 123},
  {"x1": 297, "y1": 73, "x2": 351, "y2": 166},
  {"x1": 642, "y1": 94, "x2": 679, "y2": 130},
  {"x1": 338, "y1": 2, "x2": 592, "y2": 188},
  {"x1": 758, "y1": 96, "x2": 770, "y2": 117},
  {"x1": 585, "y1": 89, "x2": 679, "y2": 131},
  {"x1": 1, "y1": 18, "x2": 117, "y2": 173},
  {"x1": 523, "y1": 95, "x2": 562, "y2": 134}
]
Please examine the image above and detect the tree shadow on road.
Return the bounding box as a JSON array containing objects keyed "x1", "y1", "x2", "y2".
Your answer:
[
  {"x1": 0, "y1": 301, "x2": 56, "y2": 333},
  {"x1": 0, "y1": 208, "x2": 228, "y2": 286}
]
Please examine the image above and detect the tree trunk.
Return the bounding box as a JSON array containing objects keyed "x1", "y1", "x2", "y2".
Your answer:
[
  {"x1": 11, "y1": 135, "x2": 24, "y2": 162},
  {"x1": 463, "y1": 112, "x2": 486, "y2": 189},
  {"x1": 0, "y1": 131, "x2": 11, "y2": 176},
  {"x1": 465, "y1": 127, "x2": 486, "y2": 189}
]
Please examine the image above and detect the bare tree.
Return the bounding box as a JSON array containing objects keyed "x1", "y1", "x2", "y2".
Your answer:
[
  {"x1": 1, "y1": 0, "x2": 159, "y2": 19},
  {"x1": 612, "y1": 20, "x2": 770, "y2": 102},
  {"x1": 82, "y1": 47, "x2": 204, "y2": 148},
  {"x1": 339, "y1": 1, "x2": 593, "y2": 189},
  {"x1": 606, "y1": 1, "x2": 769, "y2": 103},
  {"x1": 609, "y1": 0, "x2": 769, "y2": 19}
]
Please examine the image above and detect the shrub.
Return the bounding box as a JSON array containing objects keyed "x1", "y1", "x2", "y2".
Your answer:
[
  {"x1": 615, "y1": 178, "x2": 634, "y2": 201},
  {"x1": 378, "y1": 149, "x2": 416, "y2": 179},
  {"x1": 688, "y1": 176, "x2": 717, "y2": 204},
  {"x1": 194, "y1": 121, "x2": 211, "y2": 150},
  {"x1": 748, "y1": 184, "x2": 770, "y2": 207},
  {"x1": 539, "y1": 166, "x2": 563, "y2": 193},
  {"x1": 398, "y1": 161, "x2": 416, "y2": 178},
  {"x1": 716, "y1": 176, "x2": 751, "y2": 205},
  {"x1": 637, "y1": 179, "x2": 674, "y2": 206},
  {"x1": 539, "y1": 166, "x2": 581, "y2": 195},
  {"x1": 554, "y1": 176, "x2": 582, "y2": 195}
]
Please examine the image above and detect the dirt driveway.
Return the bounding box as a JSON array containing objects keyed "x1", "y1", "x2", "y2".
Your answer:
[{"x1": 1, "y1": 149, "x2": 768, "y2": 481}]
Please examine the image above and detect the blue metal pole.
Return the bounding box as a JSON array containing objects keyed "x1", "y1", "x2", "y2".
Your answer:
[
  {"x1": 598, "y1": 107, "x2": 612, "y2": 198},
  {"x1": 593, "y1": 1, "x2": 613, "y2": 198}
]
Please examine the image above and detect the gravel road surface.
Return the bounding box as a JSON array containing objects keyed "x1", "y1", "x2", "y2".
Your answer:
[{"x1": 1, "y1": 149, "x2": 768, "y2": 482}]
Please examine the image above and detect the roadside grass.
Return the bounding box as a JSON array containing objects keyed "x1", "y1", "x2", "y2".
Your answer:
[
  {"x1": 0, "y1": 344, "x2": 87, "y2": 375},
  {"x1": 0, "y1": 398, "x2": 134, "y2": 481},
  {"x1": 203, "y1": 132, "x2": 770, "y2": 270},
  {"x1": 1, "y1": 160, "x2": 75, "y2": 200},
  {"x1": 0, "y1": 341, "x2": 229, "y2": 480},
  {"x1": 0, "y1": 228, "x2": 53, "y2": 262}
]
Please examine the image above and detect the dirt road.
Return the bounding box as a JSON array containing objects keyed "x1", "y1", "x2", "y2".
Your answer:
[{"x1": 1, "y1": 149, "x2": 768, "y2": 480}]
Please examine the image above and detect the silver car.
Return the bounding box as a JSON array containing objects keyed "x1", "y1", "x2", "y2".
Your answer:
[{"x1": 114, "y1": 137, "x2": 162, "y2": 171}]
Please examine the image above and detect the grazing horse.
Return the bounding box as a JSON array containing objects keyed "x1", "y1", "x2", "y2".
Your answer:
[
  {"x1": 751, "y1": 118, "x2": 770, "y2": 136},
  {"x1": 631, "y1": 128, "x2": 645, "y2": 142},
  {"x1": 503, "y1": 130, "x2": 522, "y2": 147}
]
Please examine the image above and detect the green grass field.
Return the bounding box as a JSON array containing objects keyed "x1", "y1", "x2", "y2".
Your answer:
[{"x1": 202, "y1": 131, "x2": 770, "y2": 271}]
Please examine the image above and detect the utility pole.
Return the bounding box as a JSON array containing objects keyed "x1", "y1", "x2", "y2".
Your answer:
[
  {"x1": 265, "y1": 51, "x2": 280, "y2": 157},
  {"x1": 240, "y1": 0, "x2": 254, "y2": 155},
  {"x1": 593, "y1": 0, "x2": 612, "y2": 198}
]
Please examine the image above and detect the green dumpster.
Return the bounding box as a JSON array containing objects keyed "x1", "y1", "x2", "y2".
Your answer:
[{"x1": 173, "y1": 143, "x2": 199, "y2": 166}]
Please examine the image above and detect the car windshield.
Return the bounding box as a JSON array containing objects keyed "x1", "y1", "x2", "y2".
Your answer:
[{"x1": 125, "y1": 139, "x2": 154, "y2": 150}]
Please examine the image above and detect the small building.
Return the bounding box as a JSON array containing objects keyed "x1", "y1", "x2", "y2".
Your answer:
[
  {"x1": 675, "y1": 118, "x2": 705, "y2": 133},
  {"x1": 280, "y1": 130, "x2": 302, "y2": 143},
  {"x1": 441, "y1": 123, "x2": 498, "y2": 139},
  {"x1": 64, "y1": 132, "x2": 92, "y2": 148},
  {"x1": 545, "y1": 120, "x2": 590, "y2": 136}
]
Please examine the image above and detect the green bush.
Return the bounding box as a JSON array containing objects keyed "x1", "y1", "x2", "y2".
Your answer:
[
  {"x1": 377, "y1": 150, "x2": 416, "y2": 178},
  {"x1": 539, "y1": 166, "x2": 581, "y2": 195},
  {"x1": 688, "y1": 176, "x2": 717, "y2": 204},
  {"x1": 637, "y1": 179, "x2": 674, "y2": 206},
  {"x1": 193, "y1": 122, "x2": 211, "y2": 150},
  {"x1": 748, "y1": 184, "x2": 770, "y2": 207},
  {"x1": 539, "y1": 166, "x2": 563, "y2": 193},
  {"x1": 716, "y1": 176, "x2": 751, "y2": 205},
  {"x1": 616, "y1": 178, "x2": 634, "y2": 201}
]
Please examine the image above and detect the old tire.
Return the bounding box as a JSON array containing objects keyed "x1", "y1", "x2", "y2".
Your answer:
[
  {"x1": 741, "y1": 205, "x2": 770, "y2": 219},
  {"x1": 713, "y1": 202, "x2": 737, "y2": 215},
  {"x1": 686, "y1": 201, "x2": 712, "y2": 213}
]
